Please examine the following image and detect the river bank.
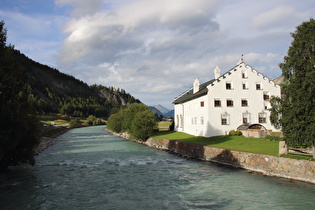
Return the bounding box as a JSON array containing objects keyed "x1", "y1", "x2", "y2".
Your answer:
[
  {"x1": 106, "y1": 129, "x2": 315, "y2": 184},
  {"x1": 35, "y1": 127, "x2": 70, "y2": 155}
]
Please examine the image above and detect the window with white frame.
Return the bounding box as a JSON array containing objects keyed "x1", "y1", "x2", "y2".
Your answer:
[
  {"x1": 200, "y1": 116, "x2": 204, "y2": 125},
  {"x1": 221, "y1": 112, "x2": 230, "y2": 125},
  {"x1": 258, "y1": 112, "x2": 267, "y2": 123},
  {"x1": 242, "y1": 111, "x2": 251, "y2": 124}
]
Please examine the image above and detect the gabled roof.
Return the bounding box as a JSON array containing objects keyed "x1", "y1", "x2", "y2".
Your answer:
[{"x1": 173, "y1": 79, "x2": 215, "y2": 104}]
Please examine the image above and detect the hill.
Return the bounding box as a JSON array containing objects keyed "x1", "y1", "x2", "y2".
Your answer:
[
  {"x1": 11, "y1": 48, "x2": 141, "y2": 118},
  {"x1": 151, "y1": 104, "x2": 174, "y2": 117}
]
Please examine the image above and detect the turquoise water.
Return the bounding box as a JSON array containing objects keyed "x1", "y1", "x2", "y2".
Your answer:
[{"x1": 1, "y1": 126, "x2": 315, "y2": 209}]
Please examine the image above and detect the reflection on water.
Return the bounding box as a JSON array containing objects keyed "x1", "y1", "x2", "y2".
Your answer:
[{"x1": 1, "y1": 126, "x2": 315, "y2": 209}]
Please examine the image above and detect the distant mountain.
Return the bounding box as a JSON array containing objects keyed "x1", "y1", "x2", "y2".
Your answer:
[
  {"x1": 164, "y1": 110, "x2": 174, "y2": 117},
  {"x1": 10, "y1": 48, "x2": 141, "y2": 118},
  {"x1": 150, "y1": 104, "x2": 174, "y2": 117},
  {"x1": 149, "y1": 106, "x2": 164, "y2": 116},
  {"x1": 153, "y1": 104, "x2": 170, "y2": 114}
]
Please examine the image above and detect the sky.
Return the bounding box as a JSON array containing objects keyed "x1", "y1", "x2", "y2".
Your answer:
[{"x1": 1, "y1": 0, "x2": 314, "y2": 109}]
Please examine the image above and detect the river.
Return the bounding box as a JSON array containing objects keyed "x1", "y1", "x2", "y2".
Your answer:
[{"x1": 1, "y1": 126, "x2": 315, "y2": 209}]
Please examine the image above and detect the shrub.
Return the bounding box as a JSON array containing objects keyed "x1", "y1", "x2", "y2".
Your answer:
[
  {"x1": 84, "y1": 115, "x2": 102, "y2": 126},
  {"x1": 229, "y1": 130, "x2": 243, "y2": 136},
  {"x1": 70, "y1": 118, "x2": 82, "y2": 128},
  {"x1": 169, "y1": 120, "x2": 175, "y2": 131}
]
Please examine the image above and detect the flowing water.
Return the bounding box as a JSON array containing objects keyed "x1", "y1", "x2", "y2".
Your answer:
[{"x1": 1, "y1": 126, "x2": 315, "y2": 210}]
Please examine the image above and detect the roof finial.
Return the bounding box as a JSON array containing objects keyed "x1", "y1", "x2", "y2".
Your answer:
[{"x1": 238, "y1": 54, "x2": 244, "y2": 65}]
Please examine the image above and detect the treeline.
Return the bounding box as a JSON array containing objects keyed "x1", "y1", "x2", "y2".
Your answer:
[{"x1": 9, "y1": 44, "x2": 140, "y2": 118}]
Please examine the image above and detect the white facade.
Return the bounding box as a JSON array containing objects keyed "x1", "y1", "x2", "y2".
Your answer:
[{"x1": 173, "y1": 61, "x2": 281, "y2": 137}]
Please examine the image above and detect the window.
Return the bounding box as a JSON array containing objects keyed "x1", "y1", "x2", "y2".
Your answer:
[
  {"x1": 194, "y1": 117, "x2": 197, "y2": 125},
  {"x1": 221, "y1": 112, "x2": 230, "y2": 125},
  {"x1": 192, "y1": 118, "x2": 194, "y2": 125},
  {"x1": 214, "y1": 99, "x2": 221, "y2": 107},
  {"x1": 263, "y1": 92, "x2": 270, "y2": 100},
  {"x1": 256, "y1": 83, "x2": 261, "y2": 90},
  {"x1": 200, "y1": 101, "x2": 204, "y2": 107},
  {"x1": 176, "y1": 115, "x2": 179, "y2": 128},
  {"x1": 258, "y1": 112, "x2": 267, "y2": 123},
  {"x1": 242, "y1": 82, "x2": 248, "y2": 90},
  {"x1": 242, "y1": 111, "x2": 250, "y2": 124},
  {"x1": 241, "y1": 99, "x2": 248, "y2": 107},
  {"x1": 200, "y1": 116, "x2": 204, "y2": 125},
  {"x1": 242, "y1": 71, "x2": 248, "y2": 78},
  {"x1": 227, "y1": 99, "x2": 233, "y2": 107},
  {"x1": 226, "y1": 82, "x2": 232, "y2": 90}
]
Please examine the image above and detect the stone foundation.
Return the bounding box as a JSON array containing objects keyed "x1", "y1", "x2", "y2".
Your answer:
[{"x1": 146, "y1": 138, "x2": 315, "y2": 184}]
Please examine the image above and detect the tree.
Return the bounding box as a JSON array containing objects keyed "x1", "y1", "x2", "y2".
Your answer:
[
  {"x1": 107, "y1": 109, "x2": 127, "y2": 133},
  {"x1": 0, "y1": 21, "x2": 40, "y2": 169},
  {"x1": 271, "y1": 18, "x2": 315, "y2": 147},
  {"x1": 130, "y1": 110, "x2": 157, "y2": 141},
  {"x1": 122, "y1": 103, "x2": 148, "y2": 132}
]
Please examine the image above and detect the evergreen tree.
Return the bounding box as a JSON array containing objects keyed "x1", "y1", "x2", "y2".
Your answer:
[
  {"x1": 0, "y1": 21, "x2": 40, "y2": 169},
  {"x1": 272, "y1": 19, "x2": 315, "y2": 147}
]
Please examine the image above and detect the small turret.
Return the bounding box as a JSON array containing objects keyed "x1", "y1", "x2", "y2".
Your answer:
[{"x1": 214, "y1": 65, "x2": 220, "y2": 79}]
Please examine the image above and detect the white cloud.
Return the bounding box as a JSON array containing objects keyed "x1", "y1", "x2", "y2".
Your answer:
[
  {"x1": 3, "y1": 0, "x2": 314, "y2": 108},
  {"x1": 252, "y1": 6, "x2": 307, "y2": 30}
]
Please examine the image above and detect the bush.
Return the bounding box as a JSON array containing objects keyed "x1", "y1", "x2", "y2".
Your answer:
[
  {"x1": 69, "y1": 118, "x2": 82, "y2": 128},
  {"x1": 228, "y1": 130, "x2": 242, "y2": 136},
  {"x1": 169, "y1": 120, "x2": 175, "y2": 131},
  {"x1": 130, "y1": 110, "x2": 157, "y2": 140},
  {"x1": 84, "y1": 115, "x2": 102, "y2": 126}
]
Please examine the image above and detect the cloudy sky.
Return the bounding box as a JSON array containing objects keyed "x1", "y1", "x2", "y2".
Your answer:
[{"x1": 1, "y1": 0, "x2": 314, "y2": 109}]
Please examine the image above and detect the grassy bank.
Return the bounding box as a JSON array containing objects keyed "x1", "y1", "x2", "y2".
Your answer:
[{"x1": 151, "y1": 131, "x2": 279, "y2": 156}]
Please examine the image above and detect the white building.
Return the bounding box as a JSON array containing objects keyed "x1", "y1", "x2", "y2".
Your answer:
[{"x1": 173, "y1": 60, "x2": 281, "y2": 137}]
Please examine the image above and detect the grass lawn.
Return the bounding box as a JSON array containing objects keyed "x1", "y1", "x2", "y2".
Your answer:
[
  {"x1": 157, "y1": 122, "x2": 172, "y2": 131},
  {"x1": 151, "y1": 131, "x2": 279, "y2": 156}
]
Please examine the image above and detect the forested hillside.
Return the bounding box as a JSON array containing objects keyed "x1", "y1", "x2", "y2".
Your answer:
[{"x1": 12, "y1": 49, "x2": 140, "y2": 118}]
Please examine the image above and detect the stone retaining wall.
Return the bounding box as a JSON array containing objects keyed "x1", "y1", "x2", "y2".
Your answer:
[{"x1": 146, "y1": 138, "x2": 315, "y2": 184}]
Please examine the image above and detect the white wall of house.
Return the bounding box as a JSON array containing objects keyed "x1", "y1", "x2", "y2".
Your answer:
[{"x1": 174, "y1": 62, "x2": 281, "y2": 137}]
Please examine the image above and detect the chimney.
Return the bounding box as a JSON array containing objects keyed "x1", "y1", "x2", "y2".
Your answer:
[
  {"x1": 193, "y1": 78, "x2": 200, "y2": 94},
  {"x1": 214, "y1": 65, "x2": 220, "y2": 79}
]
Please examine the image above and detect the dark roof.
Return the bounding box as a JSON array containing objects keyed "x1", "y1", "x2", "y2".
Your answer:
[{"x1": 173, "y1": 79, "x2": 215, "y2": 104}]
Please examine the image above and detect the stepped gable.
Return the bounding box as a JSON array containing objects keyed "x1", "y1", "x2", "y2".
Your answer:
[{"x1": 173, "y1": 61, "x2": 278, "y2": 104}]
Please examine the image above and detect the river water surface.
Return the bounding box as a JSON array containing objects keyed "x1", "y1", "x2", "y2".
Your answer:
[{"x1": 1, "y1": 126, "x2": 315, "y2": 209}]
